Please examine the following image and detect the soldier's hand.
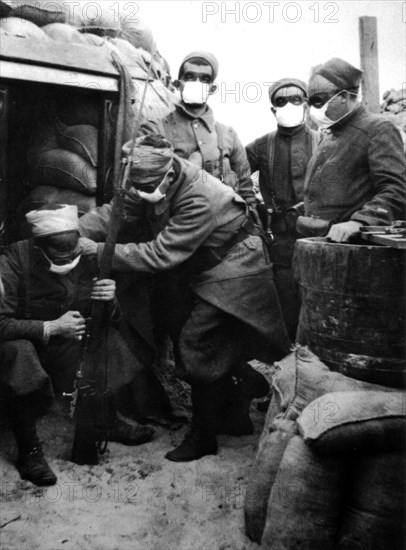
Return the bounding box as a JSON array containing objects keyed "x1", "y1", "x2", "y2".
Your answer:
[
  {"x1": 327, "y1": 221, "x2": 363, "y2": 242},
  {"x1": 50, "y1": 311, "x2": 86, "y2": 340},
  {"x1": 91, "y1": 278, "x2": 116, "y2": 301},
  {"x1": 79, "y1": 237, "x2": 98, "y2": 256}
]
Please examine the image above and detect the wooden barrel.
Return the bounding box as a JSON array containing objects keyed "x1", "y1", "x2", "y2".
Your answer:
[{"x1": 293, "y1": 238, "x2": 406, "y2": 388}]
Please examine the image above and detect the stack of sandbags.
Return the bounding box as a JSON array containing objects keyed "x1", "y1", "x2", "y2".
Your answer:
[
  {"x1": 64, "y1": 0, "x2": 170, "y2": 86},
  {"x1": 22, "y1": 113, "x2": 97, "y2": 224},
  {"x1": 244, "y1": 346, "x2": 397, "y2": 545},
  {"x1": 381, "y1": 89, "x2": 406, "y2": 150},
  {"x1": 0, "y1": 0, "x2": 171, "y2": 87},
  {"x1": 259, "y1": 390, "x2": 406, "y2": 550}
]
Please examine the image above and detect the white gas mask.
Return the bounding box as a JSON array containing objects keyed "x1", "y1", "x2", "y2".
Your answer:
[
  {"x1": 41, "y1": 249, "x2": 82, "y2": 275},
  {"x1": 309, "y1": 101, "x2": 335, "y2": 130},
  {"x1": 309, "y1": 90, "x2": 357, "y2": 130},
  {"x1": 134, "y1": 168, "x2": 174, "y2": 204},
  {"x1": 274, "y1": 103, "x2": 305, "y2": 128},
  {"x1": 181, "y1": 81, "x2": 211, "y2": 105}
]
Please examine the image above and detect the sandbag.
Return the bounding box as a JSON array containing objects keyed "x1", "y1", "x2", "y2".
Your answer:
[
  {"x1": 336, "y1": 452, "x2": 406, "y2": 550},
  {"x1": 105, "y1": 36, "x2": 150, "y2": 71},
  {"x1": 244, "y1": 418, "x2": 296, "y2": 543},
  {"x1": 118, "y1": 18, "x2": 156, "y2": 54},
  {"x1": 30, "y1": 149, "x2": 96, "y2": 195},
  {"x1": 55, "y1": 119, "x2": 98, "y2": 167},
  {"x1": 272, "y1": 347, "x2": 393, "y2": 421},
  {"x1": 261, "y1": 434, "x2": 349, "y2": 550},
  {"x1": 9, "y1": 0, "x2": 65, "y2": 26},
  {"x1": 0, "y1": 16, "x2": 50, "y2": 40},
  {"x1": 297, "y1": 391, "x2": 406, "y2": 454},
  {"x1": 42, "y1": 22, "x2": 88, "y2": 44},
  {"x1": 68, "y1": 1, "x2": 120, "y2": 30},
  {"x1": 298, "y1": 391, "x2": 406, "y2": 455}
]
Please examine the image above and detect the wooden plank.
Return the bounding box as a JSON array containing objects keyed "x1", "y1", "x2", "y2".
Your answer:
[
  {"x1": 0, "y1": 60, "x2": 121, "y2": 91},
  {"x1": 0, "y1": 32, "x2": 148, "y2": 81},
  {"x1": 359, "y1": 16, "x2": 380, "y2": 113},
  {"x1": 361, "y1": 233, "x2": 406, "y2": 249}
]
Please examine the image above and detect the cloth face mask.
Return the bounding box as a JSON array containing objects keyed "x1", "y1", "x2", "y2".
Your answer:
[
  {"x1": 274, "y1": 103, "x2": 305, "y2": 128},
  {"x1": 181, "y1": 81, "x2": 210, "y2": 105}
]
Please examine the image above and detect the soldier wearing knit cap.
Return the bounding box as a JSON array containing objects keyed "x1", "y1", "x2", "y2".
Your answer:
[
  {"x1": 246, "y1": 77, "x2": 319, "y2": 339},
  {"x1": 79, "y1": 134, "x2": 290, "y2": 462},
  {"x1": 299, "y1": 57, "x2": 406, "y2": 242},
  {"x1": 140, "y1": 50, "x2": 256, "y2": 207}
]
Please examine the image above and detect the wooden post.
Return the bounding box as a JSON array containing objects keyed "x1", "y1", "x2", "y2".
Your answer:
[{"x1": 359, "y1": 16, "x2": 380, "y2": 113}]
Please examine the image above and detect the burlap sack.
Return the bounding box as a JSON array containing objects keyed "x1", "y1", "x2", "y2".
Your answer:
[
  {"x1": 105, "y1": 37, "x2": 150, "y2": 72},
  {"x1": 118, "y1": 18, "x2": 156, "y2": 54},
  {"x1": 297, "y1": 390, "x2": 406, "y2": 454},
  {"x1": 31, "y1": 149, "x2": 96, "y2": 195},
  {"x1": 69, "y1": 1, "x2": 120, "y2": 31},
  {"x1": 261, "y1": 434, "x2": 349, "y2": 550},
  {"x1": 42, "y1": 22, "x2": 88, "y2": 44},
  {"x1": 244, "y1": 417, "x2": 296, "y2": 543},
  {"x1": 0, "y1": 16, "x2": 49, "y2": 40},
  {"x1": 55, "y1": 119, "x2": 98, "y2": 167},
  {"x1": 336, "y1": 452, "x2": 406, "y2": 550},
  {"x1": 272, "y1": 347, "x2": 393, "y2": 421},
  {"x1": 9, "y1": 1, "x2": 66, "y2": 26}
]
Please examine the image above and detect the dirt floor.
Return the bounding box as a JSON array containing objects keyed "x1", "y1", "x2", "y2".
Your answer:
[{"x1": 0, "y1": 363, "x2": 272, "y2": 550}]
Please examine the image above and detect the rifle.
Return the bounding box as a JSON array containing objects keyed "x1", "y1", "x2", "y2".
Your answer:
[{"x1": 66, "y1": 52, "x2": 153, "y2": 465}]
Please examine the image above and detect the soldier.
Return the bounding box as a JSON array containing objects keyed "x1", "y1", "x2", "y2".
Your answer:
[
  {"x1": 0, "y1": 205, "x2": 153, "y2": 486},
  {"x1": 246, "y1": 78, "x2": 319, "y2": 339},
  {"x1": 142, "y1": 50, "x2": 257, "y2": 207},
  {"x1": 80, "y1": 135, "x2": 291, "y2": 462},
  {"x1": 299, "y1": 57, "x2": 406, "y2": 241}
]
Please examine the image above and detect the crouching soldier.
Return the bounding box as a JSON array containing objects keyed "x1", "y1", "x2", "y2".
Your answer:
[
  {"x1": 0, "y1": 205, "x2": 154, "y2": 486},
  {"x1": 80, "y1": 135, "x2": 291, "y2": 462}
]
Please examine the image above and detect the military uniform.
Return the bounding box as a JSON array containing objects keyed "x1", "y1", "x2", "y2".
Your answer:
[
  {"x1": 142, "y1": 103, "x2": 256, "y2": 205},
  {"x1": 304, "y1": 104, "x2": 406, "y2": 225},
  {"x1": 81, "y1": 157, "x2": 290, "y2": 384}
]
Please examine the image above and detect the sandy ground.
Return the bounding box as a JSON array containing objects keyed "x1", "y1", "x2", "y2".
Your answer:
[{"x1": 0, "y1": 365, "x2": 271, "y2": 550}]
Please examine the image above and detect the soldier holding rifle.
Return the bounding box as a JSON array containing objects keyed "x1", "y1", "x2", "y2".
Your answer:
[
  {"x1": 80, "y1": 135, "x2": 290, "y2": 462},
  {"x1": 0, "y1": 204, "x2": 153, "y2": 486}
]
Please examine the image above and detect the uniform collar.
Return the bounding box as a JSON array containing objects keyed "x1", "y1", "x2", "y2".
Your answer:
[
  {"x1": 175, "y1": 102, "x2": 215, "y2": 133},
  {"x1": 277, "y1": 123, "x2": 306, "y2": 137}
]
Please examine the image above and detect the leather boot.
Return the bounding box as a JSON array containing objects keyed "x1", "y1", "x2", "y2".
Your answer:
[
  {"x1": 10, "y1": 397, "x2": 57, "y2": 486},
  {"x1": 165, "y1": 383, "x2": 219, "y2": 462}
]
